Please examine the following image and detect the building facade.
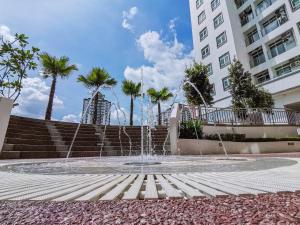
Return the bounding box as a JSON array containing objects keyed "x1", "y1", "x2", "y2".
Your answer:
[
  {"x1": 82, "y1": 92, "x2": 111, "y2": 125},
  {"x1": 189, "y1": 0, "x2": 300, "y2": 110}
]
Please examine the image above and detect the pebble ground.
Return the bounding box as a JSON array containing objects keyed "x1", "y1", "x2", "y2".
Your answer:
[{"x1": 0, "y1": 192, "x2": 299, "y2": 225}]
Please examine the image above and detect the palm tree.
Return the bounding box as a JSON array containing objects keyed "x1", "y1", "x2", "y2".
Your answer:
[
  {"x1": 122, "y1": 80, "x2": 141, "y2": 126},
  {"x1": 40, "y1": 53, "x2": 78, "y2": 120},
  {"x1": 78, "y1": 67, "x2": 117, "y2": 124},
  {"x1": 147, "y1": 87, "x2": 173, "y2": 125}
]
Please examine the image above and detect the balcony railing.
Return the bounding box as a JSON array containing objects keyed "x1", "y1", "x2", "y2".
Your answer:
[
  {"x1": 261, "y1": 15, "x2": 288, "y2": 36},
  {"x1": 250, "y1": 53, "x2": 266, "y2": 68},
  {"x1": 275, "y1": 58, "x2": 300, "y2": 77},
  {"x1": 268, "y1": 38, "x2": 296, "y2": 59},
  {"x1": 256, "y1": 0, "x2": 277, "y2": 15},
  {"x1": 180, "y1": 105, "x2": 300, "y2": 126}
]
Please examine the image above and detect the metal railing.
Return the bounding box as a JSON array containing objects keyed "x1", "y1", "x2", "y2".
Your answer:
[{"x1": 161, "y1": 105, "x2": 300, "y2": 126}]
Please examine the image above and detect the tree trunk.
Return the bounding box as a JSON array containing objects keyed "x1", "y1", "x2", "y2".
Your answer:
[
  {"x1": 130, "y1": 95, "x2": 134, "y2": 126},
  {"x1": 93, "y1": 92, "x2": 99, "y2": 125},
  {"x1": 45, "y1": 76, "x2": 57, "y2": 120},
  {"x1": 158, "y1": 101, "x2": 161, "y2": 126}
]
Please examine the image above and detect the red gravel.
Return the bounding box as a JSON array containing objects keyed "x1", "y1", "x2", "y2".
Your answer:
[{"x1": 0, "y1": 193, "x2": 300, "y2": 225}]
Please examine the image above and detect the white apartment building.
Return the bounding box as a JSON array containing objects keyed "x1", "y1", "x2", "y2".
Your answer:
[{"x1": 189, "y1": 0, "x2": 300, "y2": 110}]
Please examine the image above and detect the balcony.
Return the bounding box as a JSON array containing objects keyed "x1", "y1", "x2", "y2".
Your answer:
[
  {"x1": 290, "y1": 0, "x2": 300, "y2": 11},
  {"x1": 255, "y1": 0, "x2": 277, "y2": 15},
  {"x1": 260, "y1": 6, "x2": 288, "y2": 36},
  {"x1": 268, "y1": 31, "x2": 296, "y2": 59},
  {"x1": 235, "y1": 0, "x2": 248, "y2": 9},
  {"x1": 249, "y1": 47, "x2": 266, "y2": 68},
  {"x1": 240, "y1": 6, "x2": 254, "y2": 26},
  {"x1": 245, "y1": 27, "x2": 260, "y2": 46},
  {"x1": 253, "y1": 69, "x2": 270, "y2": 84},
  {"x1": 275, "y1": 56, "x2": 300, "y2": 78}
]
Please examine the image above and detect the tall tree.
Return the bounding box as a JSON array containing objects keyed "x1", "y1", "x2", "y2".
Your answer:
[
  {"x1": 40, "y1": 53, "x2": 78, "y2": 120},
  {"x1": 147, "y1": 87, "x2": 173, "y2": 125},
  {"x1": 0, "y1": 33, "x2": 39, "y2": 104},
  {"x1": 122, "y1": 80, "x2": 141, "y2": 126},
  {"x1": 78, "y1": 67, "x2": 117, "y2": 124},
  {"x1": 228, "y1": 58, "x2": 274, "y2": 109},
  {"x1": 183, "y1": 62, "x2": 214, "y2": 106}
]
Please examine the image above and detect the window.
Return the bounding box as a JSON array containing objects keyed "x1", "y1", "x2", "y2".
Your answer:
[
  {"x1": 211, "y1": 0, "x2": 220, "y2": 11},
  {"x1": 214, "y1": 13, "x2": 224, "y2": 29},
  {"x1": 235, "y1": 0, "x2": 248, "y2": 9},
  {"x1": 249, "y1": 47, "x2": 265, "y2": 68},
  {"x1": 256, "y1": 0, "x2": 276, "y2": 14},
  {"x1": 239, "y1": 6, "x2": 254, "y2": 26},
  {"x1": 219, "y1": 52, "x2": 231, "y2": 68},
  {"x1": 290, "y1": 0, "x2": 300, "y2": 11},
  {"x1": 207, "y1": 63, "x2": 213, "y2": 75},
  {"x1": 275, "y1": 56, "x2": 300, "y2": 77},
  {"x1": 196, "y1": 0, "x2": 204, "y2": 9},
  {"x1": 201, "y1": 45, "x2": 210, "y2": 59},
  {"x1": 261, "y1": 6, "x2": 288, "y2": 36},
  {"x1": 198, "y1": 11, "x2": 206, "y2": 25},
  {"x1": 199, "y1": 27, "x2": 208, "y2": 41},
  {"x1": 222, "y1": 77, "x2": 230, "y2": 91},
  {"x1": 246, "y1": 28, "x2": 260, "y2": 46},
  {"x1": 268, "y1": 30, "x2": 296, "y2": 58},
  {"x1": 216, "y1": 32, "x2": 227, "y2": 48},
  {"x1": 211, "y1": 84, "x2": 216, "y2": 96},
  {"x1": 254, "y1": 70, "x2": 270, "y2": 84}
]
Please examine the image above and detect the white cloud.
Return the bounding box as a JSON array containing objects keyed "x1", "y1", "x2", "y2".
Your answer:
[
  {"x1": 110, "y1": 106, "x2": 139, "y2": 125},
  {"x1": 122, "y1": 6, "x2": 138, "y2": 33},
  {"x1": 0, "y1": 25, "x2": 14, "y2": 42},
  {"x1": 12, "y1": 77, "x2": 64, "y2": 118},
  {"x1": 124, "y1": 30, "x2": 194, "y2": 91},
  {"x1": 62, "y1": 114, "x2": 79, "y2": 123}
]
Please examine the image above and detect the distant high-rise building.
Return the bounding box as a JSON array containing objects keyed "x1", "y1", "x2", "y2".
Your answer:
[
  {"x1": 82, "y1": 92, "x2": 111, "y2": 125},
  {"x1": 189, "y1": 0, "x2": 300, "y2": 110}
]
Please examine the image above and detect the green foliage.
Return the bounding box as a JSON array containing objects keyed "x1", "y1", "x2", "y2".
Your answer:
[
  {"x1": 147, "y1": 87, "x2": 173, "y2": 104},
  {"x1": 228, "y1": 59, "x2": 274, "y2": 109},
  {"x1": 122, "y1": 80, "x2": 141, "y2": 97},
  {"x1": 0, "y1": 33, "x2": 39, "y2": 103},
  {"x1": 40, "y1": 52, "x2": 78, "y2": 120},
  {"x1": 40, "y1": 53, "x2": 78, "y2": 79},
  {"x1": 122, "y1": 80, "x2": 141, "y2": 126},
  {"x1": 78, "y1": 67, "x2": 117, "y2": 89},
  {"x1": 204, "y1": 133, "x2": 246, "y2": 142},
  {"x1": 179, "y1": 120, "x2": 203, "y2": 139},
  {"x1": 183, "y1": 62, "x2": 214, "y2": 105},
  {"x1": 147, "y1": 87, "x2": 173, "y2": 125}
]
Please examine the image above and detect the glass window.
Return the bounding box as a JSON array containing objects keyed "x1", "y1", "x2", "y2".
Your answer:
[
  {"x1": 246, "y1": 28, "x2": 260, "y2": 45},
  {"x1": 199, "y1": 27, "x2": 208, "y2": 41},
  {"x1": 211, "y1": 0, "x2": 221, "y2": 11},
  {"x1": 201, "y1": 45, "x2": 210, "y2": 59},
  {"x1": 222, "y1": 77, "x2": 230, "y2": 91},
  {"x1": 254, "y1": 70, "x2": 270, "y2": 84},
  {"x1": 207, "y1": 63, "x2": 213, "y2": 75},
  {"x1": 214, "y1": 13, "x2": 224, "y2": 29},
  {"x1": 219, "y1": 52, "x2": 231, "y2": 68},
  {"x1": 290, "y1": 0, "x2": 300, "y2": 11},
  {"x1": 249, "y1": 47, "x2": 265, "y2": 68},
  {"x1": 196, "y1": 0, "x2": 204, "y2": 9},
  {"x1": 268, "y1": 30, "x2": 296, "y2": 58},
  {"x1": 216, "y1": 32, "x2": 227, "y2": 48},
  {"x1": 211, "y1": 84, "x2": 216, "y2": 96},
  {"x1": 198, "y1": 11, "x2": 206, "y2": 25}
]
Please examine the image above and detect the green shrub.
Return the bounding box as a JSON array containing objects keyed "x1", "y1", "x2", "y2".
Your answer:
[
  {"x1": 204, "y1": 133, "x2": 246, "y2": 142},
  {"x1": 179, "y1": 120, "x2": 203, "y2": 139}
]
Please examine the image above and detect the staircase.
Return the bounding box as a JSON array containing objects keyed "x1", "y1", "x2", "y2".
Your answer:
[{"x1": 0, "y1": 116, "x2": 170, "y2": 159}]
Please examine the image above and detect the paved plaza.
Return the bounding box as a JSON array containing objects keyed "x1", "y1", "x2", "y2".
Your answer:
[{"x1": 0, "y1": 155, "x2": 299, "y2": 201}]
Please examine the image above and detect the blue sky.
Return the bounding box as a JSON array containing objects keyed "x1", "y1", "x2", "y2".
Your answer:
[{"x1": 0, "y1": 0, "x2": 194, "y2": 124}]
